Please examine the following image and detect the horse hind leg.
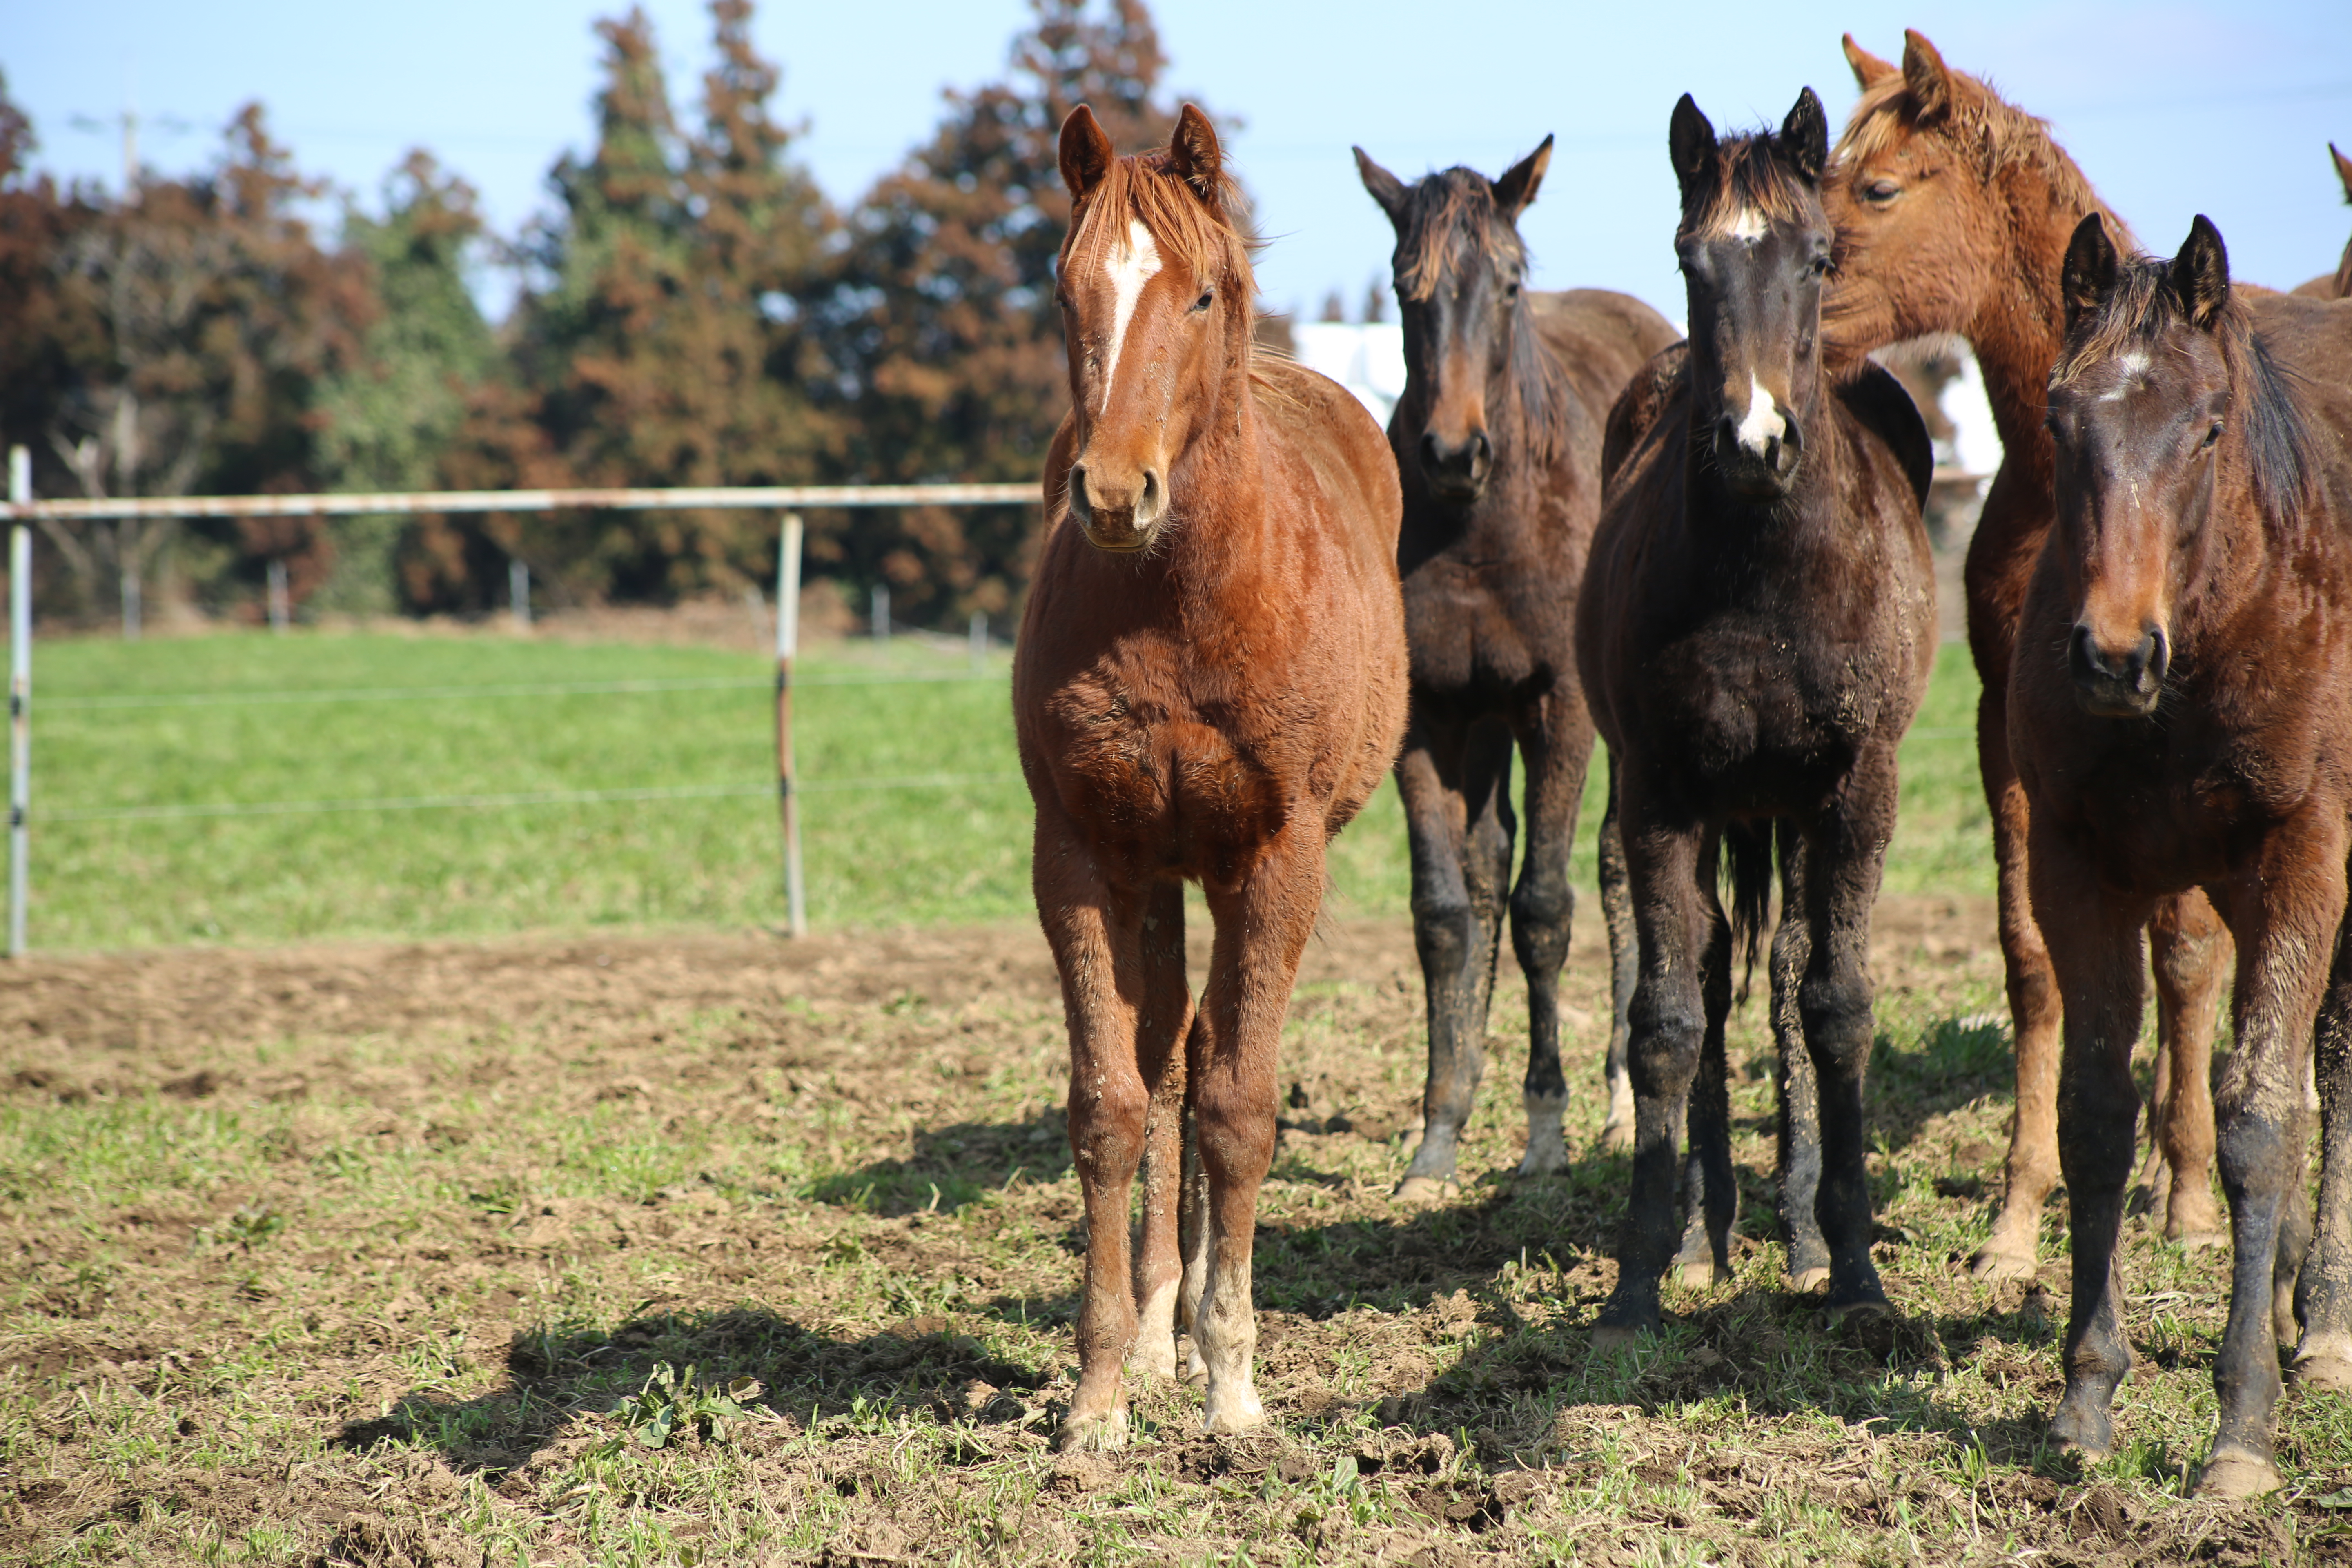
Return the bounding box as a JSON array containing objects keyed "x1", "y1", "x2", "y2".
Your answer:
[
  {"x1": 1599, "y1": 757, "x2": 1639, "y2": 1150},
  {"x1": 1975, "y1": 714, "x2": 2064, "y2": 1282},
  {"x1": 1509, "y1": 704, "x2": 1595, "y2": 1178},
  {"x1": 2292, "y1": 932, "x2": 2352, "y2": 1392},
  {"x1": 1771, "y1": 836, "x2": 1829, "y2": 1292},
  {"x1": 1674, "y1": 853, "x2": 1738, "y2": 1290},
  {"x1": 2145, "y1": 891, "x2": 2227, "y2": 1249},
  {"x1": 1128, "y1": 882, "x2": 1194, "y2": 1382}
]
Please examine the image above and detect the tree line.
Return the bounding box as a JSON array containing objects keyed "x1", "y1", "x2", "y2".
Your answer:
[{"x1": 0, "y1": 0, "x2": 1247, "y2": 634}]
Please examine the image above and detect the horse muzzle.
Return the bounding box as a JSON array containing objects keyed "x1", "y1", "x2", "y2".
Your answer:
[
  {"x1": 2069, "y1": 621, "x2": 2167, "y2": 718},
  {"x1": 1712, "y1": 410, "x2": 1803, "y2": 500},
  {"x1": 1068, "y1": 463, "x2": 1167, "y2": 553},
  {"x1": 1418, "y1": 429, "x2": 1492, "y2": 503}
]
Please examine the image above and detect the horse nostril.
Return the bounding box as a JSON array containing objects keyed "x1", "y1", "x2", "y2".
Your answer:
[
  {"x1": 1470, "y1": 431, "x2": 1491, "y2": 468},
  {"x1": 1419, "y1": 433, "x2": 1443, "y2": 467},
  {"x1": 2143, "y1": 626, "x2": 2169, "y2": 684}
]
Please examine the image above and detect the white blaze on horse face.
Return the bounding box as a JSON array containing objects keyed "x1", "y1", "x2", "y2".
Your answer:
[
  {"x1": 1726, "y1": 207, "x2": 1768, "y2": 243},
  {"x1": 1735, "y1": 373, "x2": 1785, "y2": 455},
  {"x1": 2101, "y1": 350, "x2": 2152, "y2": 403},
  {"x1": 1098, "y1": 219, "x2": 1163, "y2": 413}
]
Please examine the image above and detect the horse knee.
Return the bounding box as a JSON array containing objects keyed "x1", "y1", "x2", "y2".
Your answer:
[
  {"x1": 1510, "y1": 879, "x2": 1575, "y2": 972},
  {"x1": 1069, "y1": 1078, "x2": 1149, "y2": 1175},
  {"x1": 2216, "y1": 1104, "x2": 2305, "y2": 1205},
  {"x1": 1628, "y1": 1012, "x2": 1704, "y2": 1100},
  {"x1": 1413, "y1": 895, "x2": 1476, "y2": 978},
  {"x1": 1798, "y1": 972, "x2": 1873, "y2": 1074}
]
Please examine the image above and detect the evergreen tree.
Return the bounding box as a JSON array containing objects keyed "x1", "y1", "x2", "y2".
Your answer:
[{"x1": 312, "y1": 152, "x2": 495, "y2": 613}]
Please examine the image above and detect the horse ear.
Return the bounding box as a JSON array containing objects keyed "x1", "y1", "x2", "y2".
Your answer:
[
  {"x1": 1782, "y1": 88, "x2": 1829, "y2": 183},
  {"x1": 1669, "y1": 94, "x2": 1717, "y2": 192},
  {"x1": 2332, "y1": 142, "x2": 2352, "y2": 204},
  {"x1": 1059, "y1": 105, "x2": 1115, "y2": 204},
  {"x1": 1843, "y1": 34, "x2": 1898, "y2": 89},
  {"x1": 2061, "y1": 212, "x2": 2119, "y2": 331},
  {"x1": 1354, "y1": 147, "x2": 1409, "y2": 228},
  {"x1": 1901, "y1": 29, "x2": 1953, "y2": 124},
  {"x1": 1491, "y1": 135, "x2": 1553, "y2": 221},
  {"x1": 1168, "y1": 104, "x2": 1225, "y2": 207},
  {"x1": 2172, "y1": 214, "x2": 2231, "y2": 331}
]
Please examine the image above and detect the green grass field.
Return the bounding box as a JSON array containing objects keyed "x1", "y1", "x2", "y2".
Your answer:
[{"x1": 21, "y1": 626, "x2": 1990, "y2": 952}]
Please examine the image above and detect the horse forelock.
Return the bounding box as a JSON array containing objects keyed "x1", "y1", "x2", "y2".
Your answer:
[
  {"x1": 1392, "y1": 169, "x2": 1523, "y2": 304},
  {"x1": 1062, "y1": 151, "x2": 1257, "y2": 305},
  {"x1": 2055, "y1": 256, "x2": 2317, "y2": 525},
  {"x1": 1679, "y1": 134, "x2": 1818, "y2": 241},
  {"x1": 1835, "y1": 63, "x2": 2110, "y2": 236}
]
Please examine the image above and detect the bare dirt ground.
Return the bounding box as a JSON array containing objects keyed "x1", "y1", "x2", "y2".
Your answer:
[{"x1": 2, "y1": 898, "x2": 2345, "y2": 1565}]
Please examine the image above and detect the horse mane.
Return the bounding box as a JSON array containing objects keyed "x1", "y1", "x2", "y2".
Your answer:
[
  {"x1": 1679, "y1": 131, "x2": 1817, "y2": 239},
  {"x1": 2054, "y1": 258, "x2": 2316, "y2": 525},
  {"x1": 1838, "y1": 65, "x2": 2122, "y2": 243},
  {"x1": 1388, "y1": 167, "x2": 1570, "y2": 468},
  {"x1": 1063, "y1": 147, "x2": 1258, "y2": 310}
]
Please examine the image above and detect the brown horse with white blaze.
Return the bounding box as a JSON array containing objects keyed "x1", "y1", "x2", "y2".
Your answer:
[
  {"x1": 2015, "y1": 212, "x2": 2352, "y2": 1498},
  {"x1": 1014, "y1": 105, "x2": 1407, "y2": 1450},
  {"x1": 1351, "y1": 138, "x2": 1678, "y2": 1194},
  {"x1": 1824, "y1": 32, "x2": 2232, "y2": 1281}
]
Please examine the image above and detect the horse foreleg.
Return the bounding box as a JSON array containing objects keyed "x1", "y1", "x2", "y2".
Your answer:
[
  {"x1": 1129, "y1": 881, "x2": 1195, "y2": 1381},
  {"x1": 1035, "y1": 833, "x2": 1153, "y2": 1452},
  {"x1": 1674, "y1": 850, "x2": 1737, "y2": 1290},
  {"x1": 2197, "y1": 823, "x2": 2344, "y2": 1500},
  {"x1": 2292, "y1": 921, "x2": 2352, "y2": 1391},
  {"x1": 1191, "y1": 832, "x2": 1323, "y2": 1433},
  {"x1": 2031, "y1": 821, "x2": 2155, "y2": 1469},
  {"x1": 1594, "y1": 788, "x2": 1708, "y2": 1348},
  {"x1": 1598, "y1": 755, "x2": 1639, "y2": 1150},
  {"x1": 1771, "y1": 835, "x2": 1829, "y2": 1291},
  {"x1": 1509, "y1": 694, "x2": 1596, "y2": 1177},
  {"x1": 1978, "y1": 686, "x2": 2065, "y2": 1281},
  {"x1": 2146, "y1": 892, "x2": 2227, "y2": 1248}
]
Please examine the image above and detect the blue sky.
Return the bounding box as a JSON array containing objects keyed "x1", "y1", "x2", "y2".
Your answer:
[{"x1": 5, "y1": 0, "x2": 2347, "y2": 324}]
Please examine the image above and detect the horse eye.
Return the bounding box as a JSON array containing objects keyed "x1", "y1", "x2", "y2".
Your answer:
[
  {"x1": 1809, "y1": 255, "x2": 1833, "y2": 279},
  {"x1": 2202, "y1": 421, "x2": 2223, "y2": 450},
  {"x1": 1192, "y1": 289, "x2": 1214, "y2": 313},
  {"x1": 1862, "y1": 178, "x2": 1900, "y2": 204}
]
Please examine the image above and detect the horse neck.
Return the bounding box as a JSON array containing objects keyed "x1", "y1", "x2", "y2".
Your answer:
[
  {"x1": 1967, "y1": 156, "x2": 2129, "y2": 468},
  {"x1": 1159, "y1": 365, "x2": 1276, "y2": 599}
]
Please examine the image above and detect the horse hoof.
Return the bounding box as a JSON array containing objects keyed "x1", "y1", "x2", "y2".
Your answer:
[
  {"x1": 2292, "y1": 1352, "x2": 2352, "y2": 1392},
  {"x1": 1678, "y1": 1259, "x2": 1731, "y2": 1290},
  {"x1": 1127, "y1": 1338, "x2": 1179, "y2": 1381},
  {"x1": 2169, "y1": 1228, "x2": 2226, "y2": 1255},
  {"x1": 2193, "y1": 1445, "x2": 2283, "y2": 1500},
  {"x1": 1515, "y1": 1149, "x2": 1568, "y2": 1179},
  {"x1": 1600, "y1": 1118, "x2": 1634, "y2": 1154},
  {"x1": 1590, "y1": 1323, "x2": 1650, "y2": 1355},
  {"x1": 1824, "y1": 1296, "x2": 1891, "y2": 1330},
  {"x1": 2047, "y1": 1400, "x2": 2112, "y2": 1463},
  {"x1": 1394, "y1": 1175, "x2": 1460, "y2": 1203},
  {"x1": 1053, "y1": 1408, "x2": 1130, "y2": 1453},
  {"x1": 1788, "y1": 1265, "x2": 1831, "y2": 1294},
  {"x1": 1200, "y1": 1387, "x2": 1265, "y2": 1434},
  {"x1": 1968, "y1": 1241, "x2": 2037, "y2": 1282}
]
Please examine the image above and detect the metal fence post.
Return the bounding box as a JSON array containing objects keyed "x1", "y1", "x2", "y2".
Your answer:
[
  {"x1": 774, "y1": 514, "x2": 806, "y2": 939},
  {"x1": 9, "y1": 445, "x2": 31, "y2": 959},
  {"x1": 510, "y1": 557, "x2": 530, "y2": 629}
]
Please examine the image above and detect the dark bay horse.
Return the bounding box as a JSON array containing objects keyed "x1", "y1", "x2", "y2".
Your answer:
[
  {"x1": 1579, "y1": 89, "x2": 1933, "y2": 1341},
  {"x1": 2292, "y1": 142, "x2": 2352, "y2": 299},
  {"x1": 1825, "y1": 32, "x2": 2230, "y2": 1279},
  {"x1": 1014, "y1": 104, "x2": 1408, "y2": 1450},
  {"x1": 2016, "y1": 213, "x2": 2352, "y2": 1498},
  {"x1": 1352, "y1": 139, "x2": 1678, "y2": 1194}
]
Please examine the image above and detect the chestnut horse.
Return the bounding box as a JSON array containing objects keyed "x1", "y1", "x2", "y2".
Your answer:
[
  {"x1": 1825, "y1": 32, "x2": 2230, "y2": 1280},
  {"x1": 2291, "y1": 142, "x2": 2352, "y2": 299},
  {"x1": 1579, "y1": 90, "x2": 1933, "y2": 1342},
  {"x1": 2016, "y1": 213, "x2": 2352, "y2": 1497},
  {"x1": 1352, "y1": 138, "x2": 1677, "y2": 1194},
  {"x1": 1014, "y1": 105, "x2": 1407, "y2": 1450}
]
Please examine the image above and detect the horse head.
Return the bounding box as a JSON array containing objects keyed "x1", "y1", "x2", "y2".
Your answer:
[
  {"x1": 1055, "y1": 103, "x2": 1256, "y2": 554},
  {"x1": 1668, "y1": 88, "x2": 1834, "y2": 502},
  {"x1": 1354, "y1": 138, "x2": 1555, "y2": 503}
]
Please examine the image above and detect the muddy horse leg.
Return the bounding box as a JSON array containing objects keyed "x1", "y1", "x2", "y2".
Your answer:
[
  {"x1": 1034, "y1": 813, "x2": 1157, "y2": 1452},
  {"x1": 1510, "y1": 693, "x2": 1597, "y2": 1176},
  {"x1": 1129, "y1": 881, "x2": 1196, "y2": 1381},
  {"x1": 2145, "y1": 892, "x2": 2227, "y2": 1247},
  {"x1": 2196, "y1": 829, "x2": 2344, "y2": 1499},
  {"x1": 1594, "y1": 783, "x2": 1709, "y2": 1347},
  {"x1": 1674, "y1": 845, "x2": 1738, "y2": 1290},
  {"x1": 1771, "y1": 833, "x2": 1829, "y2": 1291},
  {"x1": 1795, "y1": 760, "x2": 1900, "y2": 1323},
  {"x1": 1396, "y1": 713, "x2": 1514, "y2": 1197},
  {"x1": 1599, "y1": 754, "x2": 1639, "y2": 1150},
  {"x1": 2294, "y1": 919, "x2": 2352, "y2": 1391},
  {"x1": 1190, "y1": 830, "x2": 1326, "y2": 1433},
  {"x1": 1977, "y1": 683, "x2": 2065, "y2": 1281}
]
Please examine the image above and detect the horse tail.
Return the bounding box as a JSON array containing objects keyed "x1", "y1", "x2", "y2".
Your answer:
[{"x1": 1721, "y1": 820, "x2": 1776, "y2": 1005}]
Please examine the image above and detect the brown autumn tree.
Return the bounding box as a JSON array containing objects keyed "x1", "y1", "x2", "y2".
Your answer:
[
  {"x1": 423, "y1": 0, "x2": 835, "y2": 612},
  {"x1": 817, "y1": 0, "x2": 1249, "y2": 628}
]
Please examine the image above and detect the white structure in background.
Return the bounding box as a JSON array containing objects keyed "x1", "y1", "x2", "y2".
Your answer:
[
  {"x1": 1939, "y1": 348, "x2": 2002, "y2": 478},
  {"x1": 1290, "y1": 321, "x2": 1408, "y2": 428}
]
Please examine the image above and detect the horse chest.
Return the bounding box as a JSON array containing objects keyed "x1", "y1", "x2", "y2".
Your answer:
[
  {"x1": 1643, "y1": 624, "x2": 1881, "y2": 787},
  {"x1": 1401, "y1": 555, "x2": 1555, "y2": 696}
]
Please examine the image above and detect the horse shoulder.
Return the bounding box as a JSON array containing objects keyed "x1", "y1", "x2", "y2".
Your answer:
[
  {"x1": 1532, "y1": 290, "x2": 1684, "y2": 419},
  {"x1": 1252, "y1": 359, "x2": 1403, "y2": 548},
  {"x1": 1834, "y1": 363, "x2": 1934, "y2": 510},
  {"x1": 1602, "y1": 342, "x2": 1690, "y2": 492}
]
